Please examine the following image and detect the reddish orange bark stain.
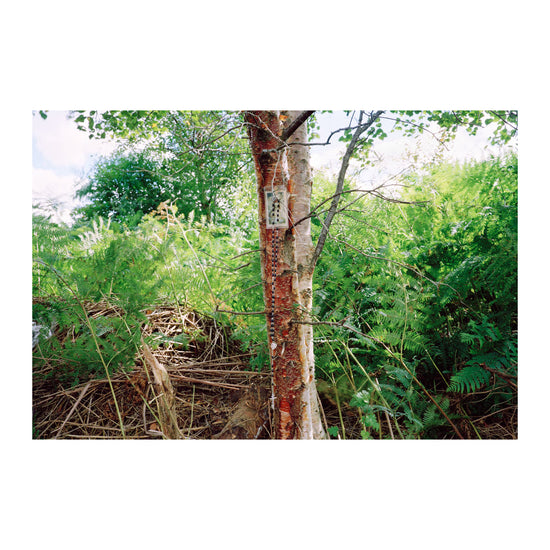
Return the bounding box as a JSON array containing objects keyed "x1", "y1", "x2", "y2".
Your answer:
[{"x1": 244, "y1": 111, "x2": 306, "y2": 439}]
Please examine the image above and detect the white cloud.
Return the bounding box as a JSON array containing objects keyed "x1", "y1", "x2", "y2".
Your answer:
[
  {"x1": 311, "y1": 115, "x2": 517, "y2": 190},
  {"x1": 32, "y1": 111, "x2": 119, "y2": 223},
  {"x1": 33, "y1": 167, "x2": 79, "y2": 202},
  {"x1": 446, "y1": 124, "x2": 511, "y2": 162},
  {"x1": 33, "y1": 110, "x2": 117, "y2": 171},
  {"x1": 32, "y1": 168, "x2": 83, "y2": 224},
  {"x1": 310, "y1": 142, "x2": 344, "y2": 174}
]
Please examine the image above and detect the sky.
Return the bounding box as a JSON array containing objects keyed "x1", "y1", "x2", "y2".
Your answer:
[
  {"x1": 311, "y1": 110, "x2": 511, "y2": 182},
  {"x1": 32, "y1": 110, "x2": 514, "y2": 225},
  {"x1": 32, "y1": 111, "x2": 118, "y2": 223}
]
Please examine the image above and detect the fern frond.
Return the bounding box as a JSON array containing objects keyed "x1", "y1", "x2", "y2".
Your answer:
[
  {"x1": 448, "y1": 365, "x2": 491, "y2": 393},
  {"x1": 403, "y1": 332, "x2": 428, "y2": 354},
  {"x1": 385, "y1": 366, "x2": 413, "y2": 387},
  {"x1": 468, "y1": 352, "x2": 505, "y2": 370},
  {"x1": 422, "y1": 398, "x2": 450, "y2": 431},
  {"x1": 460, "y1": 331, "x2": 481, "y2": 347}
]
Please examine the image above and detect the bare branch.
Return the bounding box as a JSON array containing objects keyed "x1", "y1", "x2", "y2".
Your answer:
[
  {"x1": 329, "y1": 235, "x2": 466, "y2": 301},
  {"x1": 281, "y1": 110, "x2": 315, "y2": 142},
  {"x1": 290, "y1": 164, "x2": 419, "y2": 230},
  {"x1": 290, "y1": 189, "x2": 371, "y2": 230},
  {"x1": 228, "y1": 248, "x2": 262, "y2": 261},
  {"x1": 215, "y1": 309, "x2": 267, "y2": 316},
  {"x1": 309, "y1": 110, "x2": 384, "y2": 269},
  {"x1": 264, "y1": 117, "x2": 381, "y2": 151},
  {"x1": 379, "y1": 114, "x2": 450, "y2": 149}
]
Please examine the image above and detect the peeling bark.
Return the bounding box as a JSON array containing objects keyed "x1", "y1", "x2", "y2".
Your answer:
[
  {"x1": 283, "y1": 110, "x2": 324, "y2": 439},
  {"x1": 244, "y1": 110, "x2": 325, "y2": 439},
  {"x1": 141, "y1": 338, "x2": 180, "y2": 439}
]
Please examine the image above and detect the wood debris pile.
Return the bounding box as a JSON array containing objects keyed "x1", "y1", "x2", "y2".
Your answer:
[{"x1": 32, "y1": 302, "x2": 273, "y2": 439}]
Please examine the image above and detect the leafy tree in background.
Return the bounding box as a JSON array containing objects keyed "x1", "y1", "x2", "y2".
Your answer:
[
  {"x1": 71, "y1": 110, "x2": 253, "y2": 224},
  {"x1": 69, "y1": 108, "x2": 517, "y2": 226},
  {"x1": 157, "y1": 111, "x2": 252, "y2": 223},
  {"x1": 75, "y1": 150, "x2": 169, "y2": 227}
]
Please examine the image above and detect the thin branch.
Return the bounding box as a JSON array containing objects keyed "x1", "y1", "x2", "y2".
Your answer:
[
  {"x1": 340, "y1": 211, "x2": 390, "y2": 234},
  {"x1": 215, "y1": 308, "x2": 267, "y2": 316},
  {"x1": 329, "y1": 234, "x2": 465, "y2": 299},
  {"x1": 488, "y1": 110, "x2": 518, "y2": 133},
  {"x1": 364, "y1": 190, "x2": 429, "y2": 205},
  {"x1": 481, "y1": 364, "x2": 518, "y2": 390},
  {"x1": 265, "y1": 118, "x2": 382, "y2": 151},
  {"x1": 281, "y1": 111, "x2": 315, "y2": 142},
  {"x1": 310, "y1": 110, "x2": 384, "y2": 269},
  {"x1": 290, "y1": 189, "x2": 370, "y2": 230},
  {"x1": 378, "y1": 114, "x2": 450, "y2": 150},
  {"x1": 228, "y1": 248, "x2": 262, "y2": 261},
  {"x1": 290, "y1": 165, "x2": 416, "y2": 230}
]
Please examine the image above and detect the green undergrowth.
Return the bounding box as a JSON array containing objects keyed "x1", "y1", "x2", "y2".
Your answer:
[
  {"x1": 311, "y1": 154, "x2": 517, "y2": 439},
  {"x1": 33, "y1": 154, "x2": 517, "y2": 438},
  {"x1": 33, "y1": 298, "x2": 144, "y2": 387},
  {"x1": 32, "y1": 204, "x2": 266, "y2": 388}
]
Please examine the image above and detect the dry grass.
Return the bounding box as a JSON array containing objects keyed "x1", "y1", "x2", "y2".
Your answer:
[
  {"x1": 33, "y1": 302, "x2": 274, "y2": 439},
  {"x1": 36, "y1": 300, "x2": 490, "y2": 440}
]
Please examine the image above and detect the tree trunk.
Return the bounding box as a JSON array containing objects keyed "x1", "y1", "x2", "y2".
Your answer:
[{"x1": 244, "y1": 110, "x2": 325, "y2": 439}]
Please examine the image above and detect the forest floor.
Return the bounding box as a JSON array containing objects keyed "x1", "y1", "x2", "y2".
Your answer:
[
  {"x1": 32, "y1": 300, "x2": 516, "y2": 440},
  {"x1": 32, "y1": 301, "x2": 364, "y2": 440}
]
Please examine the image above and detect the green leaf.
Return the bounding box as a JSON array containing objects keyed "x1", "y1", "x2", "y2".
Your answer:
[
  {"x1": 448, "y1": 365, "x2": 491, "y2": 393},
  {"x1": 327, "y1": 426, "x2": 339, "y2": 438}
]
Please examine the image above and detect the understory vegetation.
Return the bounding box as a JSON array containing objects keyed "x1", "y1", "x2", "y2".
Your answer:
[
  {"x1": 33, "y1": 148, "x2": 517, "y2": 439},
  {"x1": 311, "y1": 154, "x2": 517, "y2": 438}
]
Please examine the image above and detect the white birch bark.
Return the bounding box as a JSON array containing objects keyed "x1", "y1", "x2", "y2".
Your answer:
[
  {"x1": 284, "y1": 111, "x2": 325, "y2": 439},
  {"x1": 245, "y1": 110, "x2": 325, "y2": 439}
]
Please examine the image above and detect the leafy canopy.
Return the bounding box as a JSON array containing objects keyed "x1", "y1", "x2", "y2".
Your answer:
[
  {"x1": 76, "y1": 150, "x2": 169, "y2": 226},
  {"x1": 71, "y1": 110, "x2": 253, "y2": 223}
]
